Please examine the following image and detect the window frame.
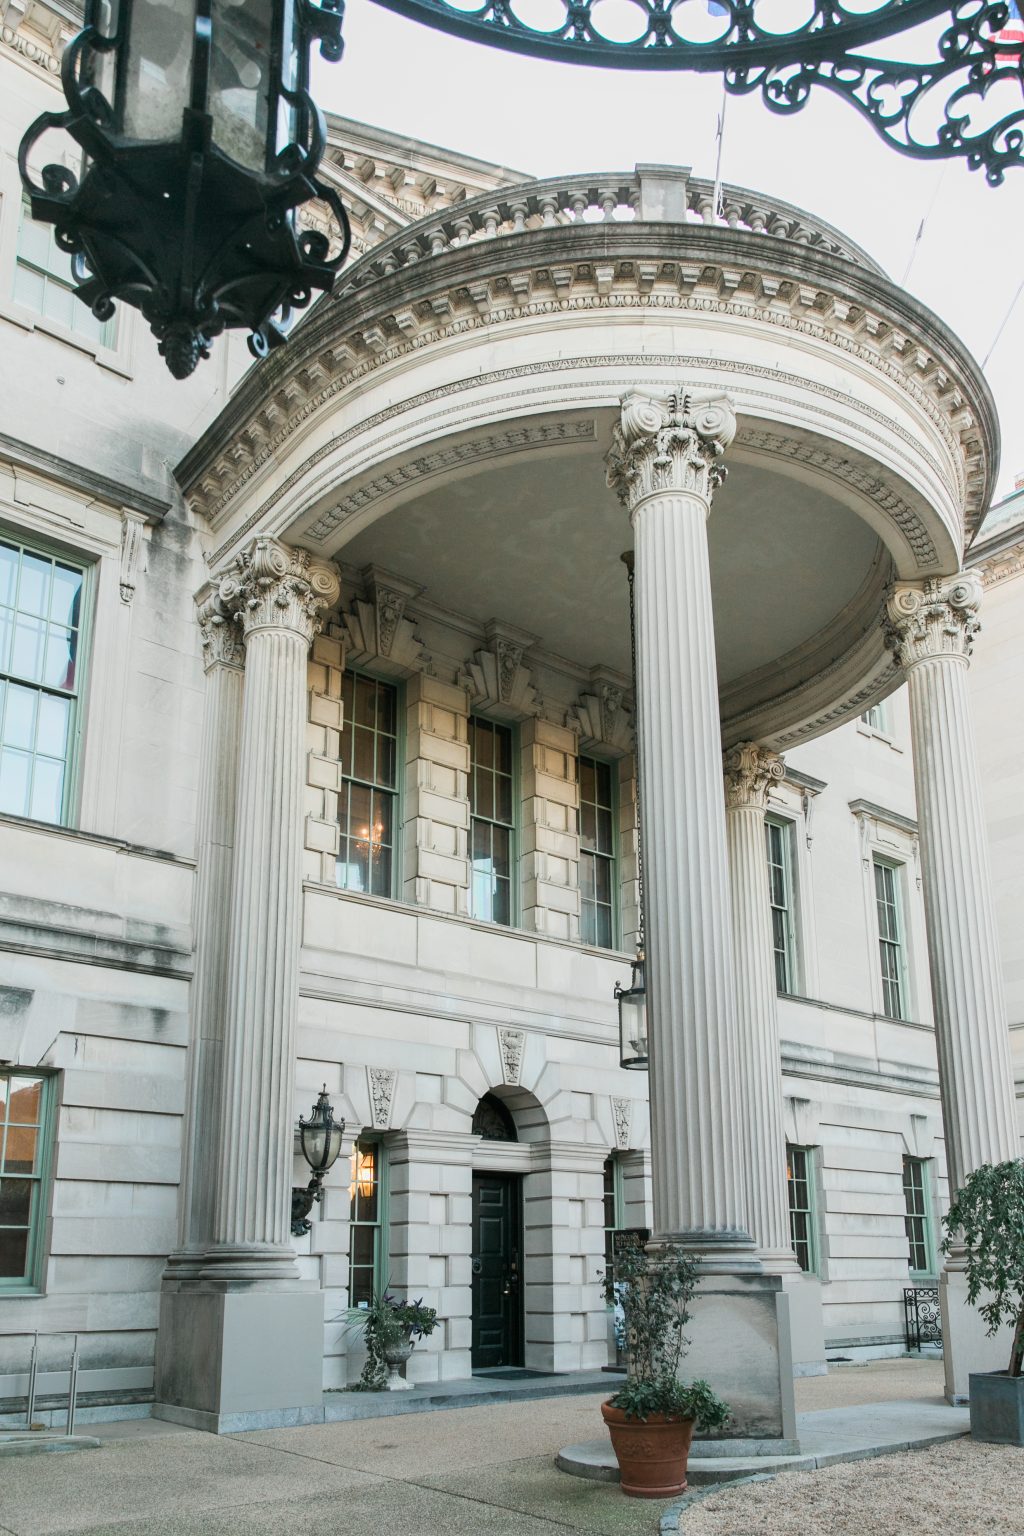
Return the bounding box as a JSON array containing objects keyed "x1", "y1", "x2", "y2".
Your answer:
[
  {"x1": 873, "y1": 856, "x2": 908, "y2": 1023},
  {"x1": 765, "y1": 814, "x2": 799, "y2": 996},
  {"x1": 469, "y1": 714, "x2": 518, "y2": 927},
  {"x1": 0, "y1": 528, "x2": 94, "y2": 829},
  {"x1": 347, "y1": 1135, "x2": 389, "y2": 1311},
  {"x1": 902, "y1": 1155, "x2": 937, "y2": 1278},
  {"x1": 579, "y1": 752, "x2": 619, "y2": 951},
  {"x1": 786, "y1": 1143, "x2": 820, "y2": 1277},
  {"x1": 0, "y1": 1068, "x2": 56, "y2": 1295},
  {"x1": 335, "y1": 667, "x2": 403, "y2": 902}
]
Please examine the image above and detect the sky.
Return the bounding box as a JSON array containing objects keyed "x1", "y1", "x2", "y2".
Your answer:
[{"x1": 312, "y1": 1, "x2": 1024, "y2": 504}]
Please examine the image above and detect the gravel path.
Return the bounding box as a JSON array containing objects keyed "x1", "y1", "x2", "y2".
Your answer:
[{"x1": 681, "y1": 1439, "x2": 1024, "y2": 1536}]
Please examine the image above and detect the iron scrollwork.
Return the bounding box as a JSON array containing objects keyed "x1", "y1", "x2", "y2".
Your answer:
[
  {"x1": 903, "y1": 1284, "x2": 943, "y2": 1349},
  {"x1": 366, "y1": 0, "x2": 1024, "y2": 183}
]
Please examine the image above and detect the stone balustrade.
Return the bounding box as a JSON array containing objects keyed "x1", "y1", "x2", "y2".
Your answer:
[{"x1": 339, "y1": 166, "x2": 881, "y2": 295}]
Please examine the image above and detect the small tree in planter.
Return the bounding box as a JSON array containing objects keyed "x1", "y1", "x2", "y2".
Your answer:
[
  {"x1": 941, "y1": 1159, "x2": 1024, "y2": 1443},
  {"x1": 600, "y1": 1240, "x2": 729, "y2": 1498},
  {"x1": 350, "y1": 1289, "x2": 438, "y2": 1393}
]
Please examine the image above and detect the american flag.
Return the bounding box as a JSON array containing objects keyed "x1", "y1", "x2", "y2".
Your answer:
[{"x1": 991, "y1": 1, "x2": 1024, "y2": 62}]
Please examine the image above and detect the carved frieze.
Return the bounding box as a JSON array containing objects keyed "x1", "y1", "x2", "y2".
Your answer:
[
  {"x1": 611, "y1": 1096, "x2": 632, "y2": 1152},
  {"x1": 605, "y1": 388, "x2": 738, "y2": 518},
  {"x1": 342, "y1": 565, "x2": 429, "y2": 675},
  {"x1": 218, "y1": 537, "x2": 341, "y2": 644},
  {"x1": 570, "y1": 671, "x2": 634, "y2": 756},
  {"x1": 884, "y1": 574, "x2": 982, "y2": 671},
  {"x1": 723, "y1": 742, "x2": 786, "y2": 812},
  {"x1": 460, "y1": 621, "x2": 540, "y2": 719}
]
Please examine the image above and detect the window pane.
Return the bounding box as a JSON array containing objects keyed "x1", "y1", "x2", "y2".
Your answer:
[
  {"x1": 491, "y1": 825, "x2": 510, "y2": 880},
  {"x1": 4, "y1": 684, "x2": 36, "y2": 750},
  {"x1": 493, "y1": 723, "x2": 512, "y2": 776},
  {"x1": 472, "y1": 718, "x2": 493, "y2": 770},
  {"x1": 42, "y1": 278, "x2": 75, "y2": 331},
  {"x1": 579, "y1": 756, "x2": 595, "y2": 804},
  {"x1": 30, "y1": 757, "x2": 64, "y2": 823},
  {"x1": 0, "y1": 1228, "x2": 29, "y2": 1279},
  {"x1": 353, "y1": 674, "x2": 376, "y2": 727},
  {"x1": 8, "y1": 1078, "x2": 42, "y2": 1123},
  {"x1": 36, "y1": 694, "x2": 69, "y2": 758},
  {"x1": 580, "y1": 803, "x2": 597, "y2": 852},
  {"x1": 0, "y1": 544, "x2": 18, "y2": 609},
  {"x1": 474, "y1": 772, "x2": 495, "y2": 822},
  {"x1": 11, "y1": 616, "x2": 46, "y2": 682},
  {"x1": 0, "y1": 749, "x2": 31, "y2": 816},
  {"x1": 3, "y1": 1124, "x2": 38, "y2": 1174},
  {"x1": 0, "y1": 1179, "x2": 32, "y2": 1227},
  {"x1": 352, "y1": 725, "x2": 375, "y2": 784}
]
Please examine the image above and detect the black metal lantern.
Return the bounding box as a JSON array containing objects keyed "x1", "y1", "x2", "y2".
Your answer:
[
  {"x1": 615, "y1": 950, "x2": 648, "y2": 1071},
  {"x1": 18, "y1": 0, "x2": 351, "y2": 378},
  {"x1": 291, "y1": 1085, "x2": 345, "y2": 1236}
]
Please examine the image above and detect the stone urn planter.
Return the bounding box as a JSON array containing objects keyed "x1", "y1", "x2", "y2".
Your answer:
[
  {"x1": 381, "y1": 1330, "x2": 415, "y2": 1392},
  {"x1": 969, "y1": 1371, "x2": 1024, "y2": 1445},
  {"x1": 600, "y1": 1402, "x2": 695, "y2": 1498}
]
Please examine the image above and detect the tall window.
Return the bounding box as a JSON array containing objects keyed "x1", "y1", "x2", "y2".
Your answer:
[
  {"x1": 470, "y1": 716, "x2": 514, "y2": 925},
  {"x1": 874, "y1": 859, "x2": 906, "y2": 1020},
  {"x1": 602, "y1": 1154, "x2": 623, "y2": 1273},
  {"x1": 903, "y1": 1156, "x2": 935, "y2": 1276},
  {"x1": 336, "y1": 670, "x2": 398, "y2": 898},
  {"x1": 1, "y1": 537, "x2": 85, "y2": 825},
  {"x1": 580, "y1": 755, "x2": 616, "y2": 949},
  {"x1": 861, "y1": 702, "x2": 888, "y2": 732},
  {"x1": 15, "y1": 200, "x2": 117, "y2": 349},
  {"x1": 0, "y1": 1071, "x2": 53, "y2": 1292},
  {"x1": 349, "y1": 1139, "x2": 386, "y2": 1308},
  {"x1": 787, "y1": 1144, "x2": 818, "y2": 1275},
  {"x1": 765, "y1": 817, "x2": 797, "y2": 994}
]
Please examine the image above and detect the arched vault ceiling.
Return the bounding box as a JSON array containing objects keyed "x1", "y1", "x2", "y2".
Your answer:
[{"x1": 337, "y1": 444, "x2": 882, "y2": 687}]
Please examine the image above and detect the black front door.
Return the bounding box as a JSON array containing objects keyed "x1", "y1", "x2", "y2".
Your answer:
[{"x1": 471, "y1": 1172, "x2": 523, "y2": 1370}]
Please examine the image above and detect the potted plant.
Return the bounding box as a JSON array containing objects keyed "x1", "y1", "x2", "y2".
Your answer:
[
  {"x1": 941, "y1": 1158, "x2": 1024, "y2": 1444},
  {"x1": 351, "y1": 1289, "x2": 439, "y2": 1392},
  {"x1": 600, "y1": 1239, "x2": 729, "y2": 1498}
]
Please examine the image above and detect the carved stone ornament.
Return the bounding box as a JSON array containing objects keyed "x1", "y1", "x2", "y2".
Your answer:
[
  {"x1": 195, "y1": 582, "x2": 245, "y2": 671},
  {"x1": 884, "y1": 574, "x2": 982, "y2": 672},
  {"x1": 342, "y1": 565, "x2": 429, "y2": 675},
  {"x1": 723, "y1": 742, "x2": 786, "y2": 812},
  {"x1": 497, "y1": 1027, "x2": 525, "y2": 1088},
  {"x1": 118, "y1": 510, "x2": 147, "y2": 605},
  {"x1": 570, "y1": 675, "x2": 634, "y2": 756},
  {"x1": 611, "y1": 1096, "x2": 632, "y2": 1152},
  {"x1": 460, "y1": 621, "x2": 540, "y2": 719},
  {"x1": 605, "y1": 387, "x2": 738, "y2": 520},
  {"x1": 368, "y1": 1067, "x2": 396, "y2": 1130},
  {"x1": 218, "y1": 536, "x2": 341, "y2": 644}
]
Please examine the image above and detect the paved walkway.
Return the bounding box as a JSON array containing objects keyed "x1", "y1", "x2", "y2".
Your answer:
[{"x1": 0, "y1": 1360, "x2": 967, "y2": 1536}]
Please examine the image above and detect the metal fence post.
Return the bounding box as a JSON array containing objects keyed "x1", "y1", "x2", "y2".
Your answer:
[
  {"x1": 66, "y1": 1334, "x2": 80, "y2": 1436},
  {"x1": 25, "y1": 1332, "x2": 38, "y2": 1429}
]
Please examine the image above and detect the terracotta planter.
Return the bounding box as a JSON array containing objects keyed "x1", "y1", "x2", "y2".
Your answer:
[{"x1": 600, "y1": 1400, "x2": 695, "y2": 1499}]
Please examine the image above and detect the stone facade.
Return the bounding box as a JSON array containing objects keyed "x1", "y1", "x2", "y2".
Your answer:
[{"x1": 0, "y1": 4, "x2": 1021, "y2": 1427}]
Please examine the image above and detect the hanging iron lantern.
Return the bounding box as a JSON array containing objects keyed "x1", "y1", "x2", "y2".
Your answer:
[
  {"x1": 292, "y1": 1085, "x2": 345, "y2": 1236},
  {"x1": 615, "y1": 950, "x2": 648, "y2": 1071},
  {"x1": 18, "y1": 0, "x2": 351, "y2": 379}
]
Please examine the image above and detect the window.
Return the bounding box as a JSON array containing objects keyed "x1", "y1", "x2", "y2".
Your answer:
[
  {"x1": 874, "y1": 859, "x2": 906, "y2": 1021},
  {"x1": 348, "y1": 1139, "x2": 387, "y2": 1308},
  {"x1": 861, "y1": 703, "x2": 888, "y2": 732},
  {"x1": 580, "y1": 755, "x2": 616, "y2": 949},
  {"x1": 336, "y1": 670, "x2": 398, "y2": 898},
  {"x1": 15, "y1": 200, "x2": 117, "y2": 349},
  {"x1": 903, "y1": 1156, "x2": 935, "y2": 1276},
  {"x1": 0, "y1": 537, "x2": 86, "y2": 825},
  {"x1": 0, "y1": 1071, "x2": 54, "y2": 1292},
  {"x1": 765, "y1": 817, "x2": 797, "y2": 994},
  {"x1": 787, "y1": 1144, "x2": 818, "y2": 1275},
  {"x1": 470, "y1": 716, "x2": 515, "y2": 925},
  {"x1": 603, "y1": 1154, "x2": 623, "y2": 1273}
]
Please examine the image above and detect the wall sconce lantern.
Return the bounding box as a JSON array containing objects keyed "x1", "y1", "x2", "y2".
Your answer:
[
  {"x1": 615, "y1": 950, "x2": 648, "y2": 1071},
  {"x1": 291, "y1": 1085, "x2": 345, "y2": 1236},
  {"x1": 18, "y1": 0, "x2": 351, "y2": 379}
]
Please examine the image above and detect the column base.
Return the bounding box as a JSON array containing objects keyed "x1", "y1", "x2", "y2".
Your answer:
[
  {"x1": 678, "y1": 1270, "x2": 798, "y2": 1441},
  {"x1": 940, "y1": 1268, "x2": 1015, "y2": 1404},
  {"x1": 154, "y1": 1284, "x2": 324, "y2": 1434}
]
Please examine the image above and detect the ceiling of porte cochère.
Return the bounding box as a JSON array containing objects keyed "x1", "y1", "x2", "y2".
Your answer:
[{"x1": 337, "y1": 440, "x2": 883, "y2": 687}]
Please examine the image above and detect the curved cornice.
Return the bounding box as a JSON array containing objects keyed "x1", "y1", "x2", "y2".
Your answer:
[{"x1": 178, "y1": 221, "x2": 997, "y2": 548}]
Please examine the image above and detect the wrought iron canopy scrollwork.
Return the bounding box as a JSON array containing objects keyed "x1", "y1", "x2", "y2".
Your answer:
[{"x1": 366, "y1": 0, "x2": 1024, "y2": 183}]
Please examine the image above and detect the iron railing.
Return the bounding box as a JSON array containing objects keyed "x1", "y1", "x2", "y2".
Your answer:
[
  {"x1": 0, "y1": 1331, "x2": 82, "y2": 1434},
  {"x1": 903, "y1": 1286, "x2": 942, "y2": 1352}
]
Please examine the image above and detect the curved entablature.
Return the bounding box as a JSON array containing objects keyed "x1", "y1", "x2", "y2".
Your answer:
[{"x1": 179, "y1": 195, "x2": 998, "y2": 554}]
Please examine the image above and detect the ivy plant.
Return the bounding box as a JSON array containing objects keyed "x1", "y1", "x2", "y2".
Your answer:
[{"x1": 941, "y1": 1159, "x2": 1024, "y2": 1378}]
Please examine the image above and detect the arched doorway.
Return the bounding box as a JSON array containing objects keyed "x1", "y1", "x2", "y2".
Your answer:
[{"x1": 471, "y1": 1093, "x2": 523, "y2": 1371}]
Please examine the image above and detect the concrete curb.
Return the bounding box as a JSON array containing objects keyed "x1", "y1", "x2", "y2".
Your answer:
[{"x1": 0, "y1": 1433, "x2": 101, "y2": 1457}]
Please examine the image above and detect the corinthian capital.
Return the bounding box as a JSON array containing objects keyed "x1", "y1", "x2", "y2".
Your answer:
[
  {"x1": 195, "y1": 582, "x2": 245, "y2": 671},
  {"x1": 605, "y1": 387, "x2": 737, "y2": 519},
  {"x1": 723, "y1": 742, "x2": 786, "y2": 811},
  {"x1": 219, "y1": 537, "x2": 341, "y2": 645},
  {"x1": 884, "y1": 574, "x2": 982, "y2": 672}
]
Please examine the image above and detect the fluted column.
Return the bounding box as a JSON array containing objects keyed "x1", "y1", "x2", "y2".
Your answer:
[
  {"x1": 201, "y1": 538, "x2": 341, "y2": 1281},
  {"x1": 723, "y1": 744, "x2": 799, "y2": 1272},
  {"x1": 165, "y1": 588, "x2": 245, "y2": 1279},
  {"x1": 606, "y1": 389, "x2": 754, "y2": 1261},
  {"x1": 886, "y1": 575, "x2": 1018, "y2": 1399},
  {"x1": 886, "y1": 576, "x2": 1018, "y2": 1188}
]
